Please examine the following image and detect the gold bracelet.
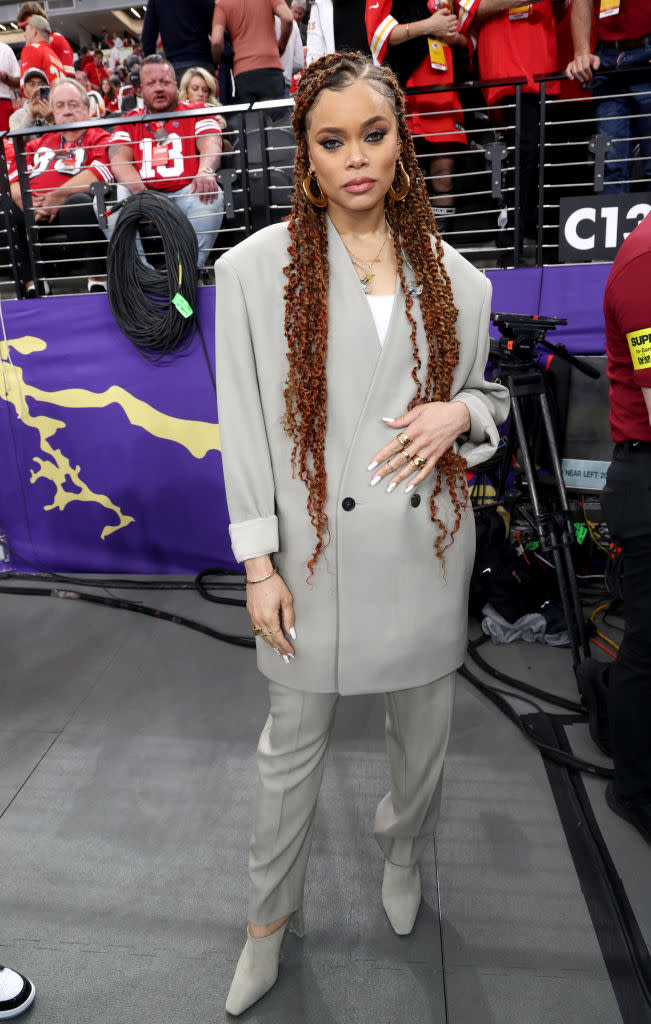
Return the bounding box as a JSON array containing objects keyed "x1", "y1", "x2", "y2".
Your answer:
[
  {"x1": 198, "y1": 166, "x2": 215, "y2": 174},
  {"x1": 246, "y1": 566, "x2": 278, "y2": 585}
]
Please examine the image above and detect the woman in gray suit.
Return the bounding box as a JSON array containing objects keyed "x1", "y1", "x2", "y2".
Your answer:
[{"x1": 214, "y1": 52, "x2": 509, "y2": 1016}]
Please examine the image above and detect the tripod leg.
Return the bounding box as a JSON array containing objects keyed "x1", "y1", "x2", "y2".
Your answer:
[
  {"x1": 509, "y1": 390, "x2": 584, "y2": 667},
  {"x1": 538, "y1": 392, "x2": 591, "y2": 661}
]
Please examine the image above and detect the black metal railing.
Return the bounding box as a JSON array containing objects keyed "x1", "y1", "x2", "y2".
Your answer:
[{"x1": 0, "y1": 65, "x2": 648, "y2": 298}]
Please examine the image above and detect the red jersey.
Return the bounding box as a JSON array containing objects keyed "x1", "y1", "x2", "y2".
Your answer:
[
  {"x1": 108, "y1": 102, "x2": 222, "y2": 193},
  {"x1": 366, "y1": 0, "x2": 480, "y2": 146},
  {"x1": 593, "y1": 0, "x2": 651, "y2": 42},
  {"x1": 20, "y1": 41, "x2": 65, "y2": 88},
  {"x1": 604, "y1": 213, "x2": 651, "y2": 443},
  {"x1": 476, "y1": 1, "x2": 561, "y2": 106},
  {"x1": 7, "y1": 126, "x2": 114, "y2": 196},
  {"x1": 49, "y1": 31, "x2": 75, "y2": 76}
]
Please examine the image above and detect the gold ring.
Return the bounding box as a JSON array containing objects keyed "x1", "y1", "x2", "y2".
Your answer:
[
  {"x1": 252, "y1": 627, "x2": 263, "y2": 636},
  {"x1": 411, "y1": 455, "x2": 426, "y2": 469},
  {"x1": 402, "y1": 450, "x2": 411, "y2": 462},
  {"x1": 262, "y1": 631, "x2": 274, "y2": 638},
  {"x1": 397, "y1": 432, "x2": 411, "y2": 447}
]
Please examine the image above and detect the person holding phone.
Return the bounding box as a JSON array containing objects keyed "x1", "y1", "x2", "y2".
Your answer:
[{"x1": 8, "y1": 67, "x2": 53, "y2": 130}]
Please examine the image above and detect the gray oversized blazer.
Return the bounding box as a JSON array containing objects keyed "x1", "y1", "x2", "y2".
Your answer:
[{"x1": 214, "y1": 217, "x2": 509, "y2": 695}]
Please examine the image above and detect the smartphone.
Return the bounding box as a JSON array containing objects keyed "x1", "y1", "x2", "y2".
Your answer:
[{"x1": 38, "y1": 85, "x2": 50, "y2": 101}]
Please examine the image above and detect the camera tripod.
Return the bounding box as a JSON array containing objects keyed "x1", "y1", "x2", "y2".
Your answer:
[{"x1": 488, "y1": 313, "x2": 600, "y2": 669}]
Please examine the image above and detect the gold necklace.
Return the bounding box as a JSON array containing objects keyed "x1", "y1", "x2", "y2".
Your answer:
[{"x1": 343, "y1": 223, "x2": 391, "y2": 294}]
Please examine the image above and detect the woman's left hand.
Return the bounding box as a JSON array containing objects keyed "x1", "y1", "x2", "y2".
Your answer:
[{"x1": 368, "y1": 401, "x2": 471, "y2": 493}]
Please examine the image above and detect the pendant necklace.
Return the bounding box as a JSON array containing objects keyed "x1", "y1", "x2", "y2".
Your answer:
[{"x1": 344, "y1": 222, "x2": 391, "y2": 294}]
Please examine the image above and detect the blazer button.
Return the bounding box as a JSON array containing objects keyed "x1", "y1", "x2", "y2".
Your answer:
[
  {"x1": 410, "y1": 493, "x2": 421, "y2": 508},
  {"x1": 342, "y1": 497, "x2": 355, "y2": 511}
]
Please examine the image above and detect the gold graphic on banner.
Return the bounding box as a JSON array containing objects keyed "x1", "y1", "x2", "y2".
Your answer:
[{"x1": 0, "y1": 335, "x2": 221, "y2": 539}]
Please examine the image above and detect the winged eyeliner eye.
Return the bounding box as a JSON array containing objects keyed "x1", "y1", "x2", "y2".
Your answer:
[{"x1": 319, "y1": 130, "x2": 387, "y2": 150}]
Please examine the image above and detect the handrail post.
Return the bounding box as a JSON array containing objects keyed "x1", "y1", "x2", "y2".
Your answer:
[
  {"x1": 513, "y1": 83, "x2": 522, "y2": 267},
  {"x1": 537, "y1": 81, "x2": 546, "y2": 267}
]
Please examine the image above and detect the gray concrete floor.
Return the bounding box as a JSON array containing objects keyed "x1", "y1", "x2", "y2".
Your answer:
[{"x1": 0, "y1": 582, "x2": 647, "y2": 1023}]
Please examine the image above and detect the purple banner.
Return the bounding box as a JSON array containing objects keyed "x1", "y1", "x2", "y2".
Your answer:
[
  {"x1": 0, "y1": 290, "x2": 238, "y2": 575},
  {"x1": 0, "y1": 262, "x2": 612, "y2": 575}
]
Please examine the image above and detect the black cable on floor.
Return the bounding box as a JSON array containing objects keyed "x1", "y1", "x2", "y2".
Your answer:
[
  {"x1": 458, "y1": 664, "x2": 613, "y2": 778},
  {"x1": 467, "y1": 636, "x2": 583, "y2": 713},
  {"x1": 0, "y1": 584, "x2": 255, "y2": 650}
]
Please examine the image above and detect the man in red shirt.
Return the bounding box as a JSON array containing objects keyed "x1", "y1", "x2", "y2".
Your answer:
[
  {"x1": 566, "y1": 0, "x2": 651, "y2": 192},
  {"x1": 473, "y1": 0, "x2": 565, "y2": 248},
  {"x1": 8, "y1": 78, "x2": 113, "y2": 294},
  {"x1": 107, "y1": 54, "x2": 224, "y2": 267},
  {"x1": 211, "y1": 0, "x2": 293, "y2": 103},
  {"x1": 18, "y1": 13, "x2": 64, "y2": 88},
  {"x1": 17, "y1": 3, "x2": 75, "y2": 76},
  {"x1": 577, "y1": 212, "x2": 651, "y2": 845}
]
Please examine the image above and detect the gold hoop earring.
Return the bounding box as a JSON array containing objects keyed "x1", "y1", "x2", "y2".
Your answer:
[
  {"x1": 302, "y1": 170, "x2": 328, "y2": 209},
  {"x1": 388, "y1": 158, "x2": 410, "y2": 202}
]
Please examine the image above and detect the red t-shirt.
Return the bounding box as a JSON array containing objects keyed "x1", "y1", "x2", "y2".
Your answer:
[
  {"x1": 477, "y1": 2, "x2": 561, "y2": 106},
  {"x1": 604, "y1": 212, "x2": 651, "y2": 443},
  {"x1": 108, "y1": 102, "x2": 222, "y2": 193},
  {"x1": 81, "y1": 54, "x2": 101, "y2": 89},
  {"x1": 20, "y1": 41, "x2": 65, "y2": 88},
  {"x1": 7, "y1": 126, "x2": 114, "y2": 195},
  {"x1": 594, "y1": 0, "x2": 651, "y2": 43},
  {"x1": 49, "y1": 32, "x2": 75, "y2": 76}
]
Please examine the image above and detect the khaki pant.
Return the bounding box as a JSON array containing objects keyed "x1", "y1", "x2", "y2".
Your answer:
[{"x1": 248, "y1": 673, "x2": 456, "y2": 924}]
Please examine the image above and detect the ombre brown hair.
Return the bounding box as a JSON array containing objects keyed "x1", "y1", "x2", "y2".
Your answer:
[{"x1": 283, "y1": 52, "x2": 467, "y2": 578}]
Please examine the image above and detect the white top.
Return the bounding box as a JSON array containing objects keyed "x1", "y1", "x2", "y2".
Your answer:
[
  {"x1": 275, "y1": 18, "x2": 304, "y2": 87},
  {"x1": 0, "y1": 42, "x2": 19, "y2": 102},
  {"x1": 366, "y1": 293, "x2": 395, "y2": 348}
]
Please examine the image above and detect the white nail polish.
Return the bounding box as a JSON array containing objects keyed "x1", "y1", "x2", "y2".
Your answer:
[
  {"x1": 288, "y1": 653, "x2": 295, "y2": 660},
  {"x1": 367, "y1": 461, "x2": 378, "y2": 471},
  {"x1": 289, "y1": 626, "x2": 296, "y2": 640},
  {"x1": 382, "y1": 416, "x2": 396, "y2": 423},
  {"x1": 370, "y1": 475, "x2": 381, "y2": 487},
  {"x1": 405, "y1": 483, "x2": 414, "y2": 494},
  {"x1": 283, "y1": 655, "x2": 290, "y2": 664},
  {"x1": 387, "y1": 481, "x2": 397, "y2": 494}
]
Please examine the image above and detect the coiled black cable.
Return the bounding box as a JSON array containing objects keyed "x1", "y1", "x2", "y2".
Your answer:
[{"x1": 106, "y1": 190, "x2": 200, "y2": 360}]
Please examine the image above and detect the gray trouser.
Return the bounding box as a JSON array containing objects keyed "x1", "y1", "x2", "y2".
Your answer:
[{"x1": 248, "y1": 673, "x2": 456, "y2": 924}]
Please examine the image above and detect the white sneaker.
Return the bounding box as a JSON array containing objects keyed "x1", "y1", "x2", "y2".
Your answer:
[{"x1": 0, "y1": 965, "x2": 35, "y2": 1019}]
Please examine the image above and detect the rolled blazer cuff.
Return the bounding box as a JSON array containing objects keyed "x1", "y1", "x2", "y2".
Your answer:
[
  {"x1": 453, "y1": 393, "x2": 501, "y2": 468},
  {"x1": 229, "y1": 516, "x2": 280, "y2": 563}
]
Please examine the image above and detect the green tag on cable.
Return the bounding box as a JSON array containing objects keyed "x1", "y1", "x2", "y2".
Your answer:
[
  {"x1": 525, "y1": 540, "x2": 539, "y2": 551},
  {"x1": 574, "y1": 523, "x2": 588, "y2": 545},
  {"x1": 172, "y1": 292, "x2": 193, "y2": 318}
]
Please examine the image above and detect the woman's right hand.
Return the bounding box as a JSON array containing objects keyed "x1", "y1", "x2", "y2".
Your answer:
[
  {"x1": 420, "y1": 9, "x2": 458, "y2": 42},
  {"x1": 245, "y1": 557, "x2": 296, "y2": 662}
]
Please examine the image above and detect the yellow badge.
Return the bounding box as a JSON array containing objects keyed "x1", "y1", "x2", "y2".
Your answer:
[
  {"x1": 599, "y1": 0, "x2": 620, "y2": 17},
  {"x1": 428, "y1": 37, "x2": 448, "y2": 71},
  {"x1": 509, "y1": 3, "x2": 530, "y2": 19},
  {"x1": 627, "y1": 327, "x2": 651, "y2": 370}
]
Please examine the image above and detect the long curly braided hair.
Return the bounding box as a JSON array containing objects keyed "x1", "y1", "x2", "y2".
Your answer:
[{"x1": 283, "y1": 52, "x2": 468, "y2": 579}]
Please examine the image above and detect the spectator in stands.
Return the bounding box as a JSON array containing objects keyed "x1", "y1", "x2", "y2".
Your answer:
[
  {"x1": 179, "y1": 65, "x2": 219, "y2": 104},
  {"x1": 0, "y1": 964, "x2": 35, "y2": 1018},
  {"x1": 366, "y1": 2, "x2": 479, "y2": 228},
  {"x1": 9, "y1": 66, "x2": 53, "y2": 130},
  {"x1": 291, "y1": 0, "x2": 308, "y2": 44},
  {"x1": 106, "y1": 54, "x2": 224, "y2": 267},
  {"x1": 120, "y1": 69, "x2": 144, "y2": 112},
  {"x1": 0, "y1": 40, "x2": 20, "y2": 131},
  {"x1": 79, "y1": 48, "x2": 101, "y2": 88},
  {"x1": 8, "y1": 77, "x2": 113, "y2": 295},
  {"x1": 142, "y1": 0, "x2": 215, "y2": 81},
  {"x1": 211, "y1": 0, "x2": 294, "y2": 103},
  {"x1": 93, "y1": 49, "x2": 109, "y2": 86},
  {"x1": 473, "y1": 0, "x2": 564, "y2": 252},
  {"x1": 18, "y1": 14, "x2": 65, "y2": 88},
  {"x1": 276, "y1": 9, "x2": 304, "y2": 96},
  {"x1": 308, "y1": 0, "x2": 372, "y2": 63},
  {"x1": 17, "y1": 3, "x2": 75, "y2": 76},
  {"x1": 108, "y1": 37, "x2": 122, "y2": 71},
  {"x1": 101, "y1": 76, "x2": 120, "y2": 113},
  {"x1": 566, "y1": 0, "x2": 651, "y2": 193},
  {"x1": 179, "y1": 66, "x2": 228, "y2": 130}
]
